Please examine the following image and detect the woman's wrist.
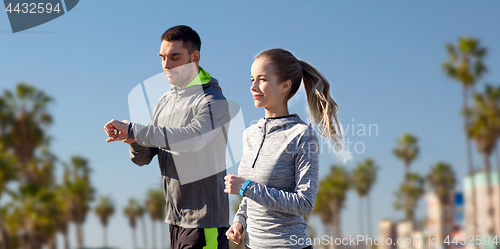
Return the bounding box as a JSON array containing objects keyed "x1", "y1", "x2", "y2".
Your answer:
[{"x1": 239, "y1": 180, "x2": 252, "y2": 197}]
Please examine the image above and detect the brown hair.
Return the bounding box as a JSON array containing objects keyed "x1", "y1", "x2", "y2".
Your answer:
[
  {"x1": 161, "y1": 25, "x2": 201, "y2": 54},
  {"x1": 256, "y1": 48, "x2": 352, "y2": 162}
]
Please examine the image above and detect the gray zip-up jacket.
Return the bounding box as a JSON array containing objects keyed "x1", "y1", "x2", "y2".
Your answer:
[
  {"x1": 128, "y1": 76, "x2": 230, "y2": 229},
  {"x1": 234, "y1": 114, "x2": 319, "y2": 248}
]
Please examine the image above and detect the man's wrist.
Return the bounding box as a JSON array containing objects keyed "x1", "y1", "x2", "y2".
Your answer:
[{"x1": 127, "y1": 122, "x2": 135, "y2": 139}]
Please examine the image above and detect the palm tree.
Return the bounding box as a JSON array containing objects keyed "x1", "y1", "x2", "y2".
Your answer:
[
  {"x1": 54, "y1": 183, "x2": 72, "y2": 249},
  {"x1": 313, "y1": 165, "x2": 350, "y2": 249},
  {"x1": 146, "y1": 189, "x2": 165, "y2": 249},
  {"x1": 0, "y1": 84, "x2": 52, "y2": 182},
  {"x1": 442, "y1": 36, "x2": 487, "y2": 237},
  {"x1": 393, "y1": 133, "x2": 419, "y2": 175},
  {"x1": 351, "y1": 158, "x2": 378, "y2": 237},
  {"x1": 0, "y1": 142, "x2": 17, "y2": 249},
  {"x1": 0, "y1": 84, "x2": 61, "y2": 249},
  {"x1": 464, "y1": 84, "x2": 500, "y2": 235},
  {"x1": 3, "y1": 147, "x2": 59, "y2": 249},
  {"x1": 136, "y1": 203, "x2": 148, "y2": 249},
  {"x1": 64, "y1": 156, "x2": 95, "y2": 249},
  {"x1": 426, "y1": 162, "x2": 456, "y2": 249},
  {"x1": 15, "y1": 171, "x2": 60, "y2": 249},
  {"x1": 94, "y1": 195, "x2": 115, "y2": 248},
  {"x1": 313, "y1": 187, "x2": 334, "y2": 240},
  {"x1": 124, "y1": 198, "x2": 141, "y2": 249},
  {"x1": 2, "y1": 203, "x2": 23, "y2": 249},
  {"x1": 394, "y1": 173, "x2": 425, "y2": 222}
]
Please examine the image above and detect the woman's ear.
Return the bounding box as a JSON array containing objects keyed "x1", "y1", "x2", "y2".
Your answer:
[{"x1": 282, "y1": 80, "x2": 292, "y2": 93}]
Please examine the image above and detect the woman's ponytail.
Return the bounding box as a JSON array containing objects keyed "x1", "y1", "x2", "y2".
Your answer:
[
  {"x1": 256, "y1": 48, "x2": 352, "y2": 163},
  {"x1": 299, "y1": 60, "x2": 352, "y2": 163}
]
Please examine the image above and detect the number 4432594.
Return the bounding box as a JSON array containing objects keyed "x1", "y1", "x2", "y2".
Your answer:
[
  {"x1": 444, "y1": 235, "x2": 498, "y2": 245},
  {"x1": 5, "y1": 3, "x2": 61, "y2": 14}
]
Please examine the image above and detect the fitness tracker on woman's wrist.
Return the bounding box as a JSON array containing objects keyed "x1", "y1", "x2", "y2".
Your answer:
[{"x1": 239, "y1": 180, "x2": 252, "y2": 197}]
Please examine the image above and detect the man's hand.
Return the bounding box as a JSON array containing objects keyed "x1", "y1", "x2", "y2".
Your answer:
[
  {"x1": 103, "y1": 119, "x2": 130, "y2": 142},
  {"x1": 226, "y1": 221, "x2": 243, "y2": 245},
  {"x1": 224, "y1": 174, "x2": 247, "y2": 195}
]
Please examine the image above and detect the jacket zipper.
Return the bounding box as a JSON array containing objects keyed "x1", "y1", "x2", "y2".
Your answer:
[
  {"x1": 165, "y1": 88, "x2": 179, "y2": 223},
  {"x1": 170, "y1": 89, "x2": 178, "y2": 127},
  {"x1": 251, "y1": 120, "x2": 267, "y2": 168}
]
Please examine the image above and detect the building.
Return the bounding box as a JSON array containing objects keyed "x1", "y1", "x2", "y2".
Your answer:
[
  {"x1": 425, "y1": 191, "x2": 455, "y2": 249},
  {"x1": 464, "y1": 171, "x2": 500, "y2": 249},
  {"x1": 379, "y1": 219, "x2": 396, "y2": 249}
]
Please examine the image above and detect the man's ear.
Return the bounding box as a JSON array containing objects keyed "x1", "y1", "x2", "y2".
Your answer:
[
  {"x1": 192, "y1": 51, "x2": 200, "y2": 64},
  {"x1": 282, "y1": 80, "x2": 292, "y2": 93}
]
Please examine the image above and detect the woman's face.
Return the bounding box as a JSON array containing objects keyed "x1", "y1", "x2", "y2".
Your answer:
[{"x1": 250, "y1": 57, "x2": 287, "y2": 109}]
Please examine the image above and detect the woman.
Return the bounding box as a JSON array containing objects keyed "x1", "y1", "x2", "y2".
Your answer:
[{"x1": 224, "y1": 48, "x2": 351, "y2": 249}]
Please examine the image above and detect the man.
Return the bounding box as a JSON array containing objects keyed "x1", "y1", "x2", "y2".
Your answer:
[{"x1": 104, "y1": 25, "x2": 230, "y2": 249}]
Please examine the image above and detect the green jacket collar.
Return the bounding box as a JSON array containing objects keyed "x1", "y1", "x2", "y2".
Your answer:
[{"x1": 185, "y1": 66, "x2": 211, "y2": 88}]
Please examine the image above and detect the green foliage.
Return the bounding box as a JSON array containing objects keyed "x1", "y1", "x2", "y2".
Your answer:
[
  {"x1": 393, "y1": 133, "x2": 419, "y2": 170},
  {"x1": 65, "y1": 156, "x2": 96, "y2": 225},
  {"x1": 146, "y1": 189, "x2": 165, "y2": 222},
  {"x1": 95, "y1": 196, "x2": 115, "y2": 227},
  {"x1": 464, "y1": 84, "x2": 500, "y2": 156},
  {"x1": 351, "y1": 158, "x2": 378, "y2": 197},
  {"x1": 426, "y1": 162, "x2": 456, "y2": 205},
  {"x1": 313, "y1": 165, "x2": 350, "y2": 224},
  {"x1": 124, "y1": 197, "x2": 145, "y2": 229},
  {"x1": 393, "y1": 173, "x2": 424, "y2": 221},
  {"x1": 442, "y1": 36, "x2": 488, "y2": 87}
]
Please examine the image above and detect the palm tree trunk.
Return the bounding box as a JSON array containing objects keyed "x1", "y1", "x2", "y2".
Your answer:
[
  {"x1": 496, "y1": 146, "x2": 500, "y2": 234},
  {"x1": 367, "y1": 194, "x2": 372, "y2": 238},
  {"x1": 483, "y1": 153, "x2": 495, "y2": 235},
  {"x1": 152, "y1": 221, "x2": 156, "y2": 249},
  {"x1": 132, "y1": 227, "x2": 137, "y2": 249},
  {"x1": 161, "y1": 222, "x2": 165, "y2": 249},
  {"x1": 0, "y1": 195, "x2": 10, "y2": 249},
  {"x1": 0, "y1": 206, "x2": 8, "y2": 249},
  {"x1": 47, "y1": 234, "x2": 57, "y2": 249},
  {"x1": 495, "y1": 145, "x2": 500, "y2": 174},
  {"x1": 358, "y1": 196, "x2": 364, "y2": 236},
  {"x1": 463, "y1": 86, "x2": 479, "y2": 242},
  {"x1": 335, "y1": 209, "x2": 342, "y2": 249},
  {"x1": 1, "y1": 231, "x2": 10, "y2": 249},
  {"x1": 440, "y1": 200, "x2": 448, "y2": 249},
  {"x1": 142, "y1": 218, "x2": 148, "y2": 249},
  {"x1": 76, "y1": 222, "x2": 84, "y2": 249},
  {"x1": 325, "y1": 223, "x2": 334, "y2": 249},
  {"x1": 103, "y1": 225, "x2": 107, "y2": 248},
  {"x1": 63, "y1": 231, "x2": 70, "y2": 249},
  {"x1": 331, "y1": 202, "x2": 342, "y2": 249}
]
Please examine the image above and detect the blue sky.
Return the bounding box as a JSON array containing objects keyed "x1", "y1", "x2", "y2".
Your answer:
[{"x1": 1, "y1": 0, "x2": 500, "y2": 248}]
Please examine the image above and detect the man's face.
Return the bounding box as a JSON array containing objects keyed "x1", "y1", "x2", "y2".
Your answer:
[{"x1": 159, "y1": 40, "x2": 199, "y2": 87}]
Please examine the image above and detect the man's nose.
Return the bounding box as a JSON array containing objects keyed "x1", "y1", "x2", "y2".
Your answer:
[{"x1": 163, "y1": 59, "x2": 173, "y2": 70}]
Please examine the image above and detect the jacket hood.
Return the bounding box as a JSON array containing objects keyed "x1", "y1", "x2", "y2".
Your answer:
[
  {"x1": 171, "y1": 76, "x2": 221, "y2": 95},
  {"x1": 256, "y1": 114, "x2": 307, "y2": 135}
]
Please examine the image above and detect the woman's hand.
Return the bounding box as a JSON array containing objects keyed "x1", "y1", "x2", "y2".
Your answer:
[
  {"x1": 224, "y1": 174, "x2": 247, "y2": 195},
  {"x1": 226, "y1": 221, "x2": 243, "y2": 245}
]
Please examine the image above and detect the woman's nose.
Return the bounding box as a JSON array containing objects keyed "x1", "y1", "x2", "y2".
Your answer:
[{"x1": 250, "y1": 81, "x2": 259, "y2": 92}]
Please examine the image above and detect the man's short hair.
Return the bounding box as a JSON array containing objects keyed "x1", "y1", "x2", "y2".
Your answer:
[{"x1": 161, "y1": 25, "x2": 201, "y2": 54}]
